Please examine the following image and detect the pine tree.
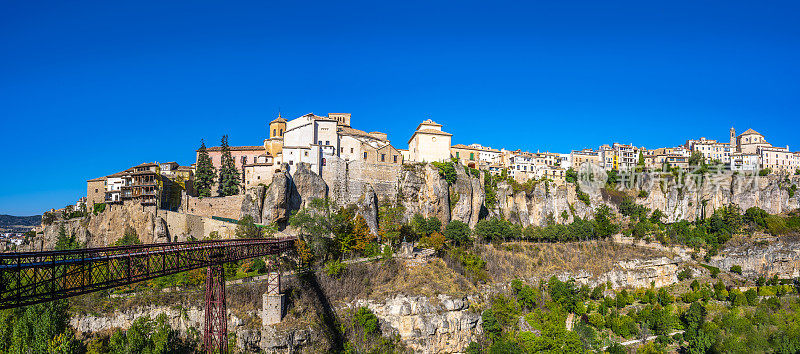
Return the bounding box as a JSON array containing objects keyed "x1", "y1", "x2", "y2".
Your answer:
[
  {"x1": 195, "y1": 140, "x2": 216, "y2": 197},
  {"x1": 217, "y1": 135, "x2": 241, "y2": 196}
]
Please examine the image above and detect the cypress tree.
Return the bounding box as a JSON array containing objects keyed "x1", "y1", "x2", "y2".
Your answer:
[
  {"x1": 195, "y1": 140, "x2": 216, "y2": 197},
  {"x1": 217, "y1": 135, "x2": 240, "y2": 196}
]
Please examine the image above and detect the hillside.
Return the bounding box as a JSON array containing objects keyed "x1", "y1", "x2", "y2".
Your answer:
[{"x1": 0, "y1": 214, "x2": 41, "y2": 230}]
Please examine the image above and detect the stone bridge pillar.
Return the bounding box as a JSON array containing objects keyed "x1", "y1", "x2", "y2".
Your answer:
[{"x1": 262, "y1": 270, "x2": 284, "y2": 326}]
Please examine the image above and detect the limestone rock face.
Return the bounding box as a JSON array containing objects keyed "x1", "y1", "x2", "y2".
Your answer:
[
  {"x1": 356, "y1": 185, "x2": 379, "y2": 236},
  {"x1": 399, "y1": 164, "x2": 450, "y2": 226},
  {"x1": 154, "y1": 217, "x2": 170, "y2": 243},
  {"x1": 290, "y1": 163, "x2": 329, "y2": 210},
  {"x1": 241, "y1": 185, "x2": 266, "y2": 223},
  {"x1": 710, "y1": 237, "x2": 800, "y2": 278},
  {"x1": 450, "y1": 167, "x2": 485, "y2": 228},
  {"x1": 351, "y1": 294, "x2": 482, "y2": 354},
  {"x1": 262, "y1": 171, "x2": 292, "y2": 225}
]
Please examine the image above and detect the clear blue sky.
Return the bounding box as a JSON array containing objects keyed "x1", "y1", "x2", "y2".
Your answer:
[{"x1": 2, "y1": 0, "x2": 799, "y2": 215}]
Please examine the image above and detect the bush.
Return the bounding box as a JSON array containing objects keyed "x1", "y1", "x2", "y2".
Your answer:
[
  {"x1": 236, "y1": 215, "x2": 261, "y2": 238},
  {"x1": 700, "y1": 264, "x2": 720, "y2": 278},
  {"x1": 730, "y1": 265, "x2": 742, "y2": 275},
  {"x1": 678, "y1": 268, "x2": 692, "y2": 281},
  {"x1": 432, "y1": 161, "x2": 457, "y2": 185},
  {"x1": 92, "y1": 203, "x2": 106, "y2": 215},
  {"x1": 353, "y1": 307, "x2": 379, "y2": 334},
  {"x1": 324, "y1": 259, "x2": 346, "y2": 278},
  {"x1": 474, "y1": 218, "x2": 516, "y2": 243},
  {"x1": 443, "y1": 220, "x2": 471, "y2": 246},
  {"x1": 759, "y1": 168, "x2": 772, "y2": 176}
]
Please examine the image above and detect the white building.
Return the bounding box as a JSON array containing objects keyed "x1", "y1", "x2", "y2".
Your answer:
[
  {"x1": 282, "y1": 113, "x2": 339, "y2": 175},
  {"x1": 408, "y1": 119, "x2": 452, "y2": 163},
  {"x1": 730, "y1": 153, "x2": 760, "y2": 172}
]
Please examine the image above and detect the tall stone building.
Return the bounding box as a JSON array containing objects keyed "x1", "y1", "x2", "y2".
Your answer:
[{"x1": 407, "y1": 119, "x2": 452, "y2": 163}]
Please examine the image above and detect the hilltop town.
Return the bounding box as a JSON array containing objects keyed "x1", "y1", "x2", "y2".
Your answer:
[
  {"x1": 13, "y1": 112, "x2": 800, "y2": 353},
  {"x1": 79, "y1": 112, "x2": 798, "y2": 212}
]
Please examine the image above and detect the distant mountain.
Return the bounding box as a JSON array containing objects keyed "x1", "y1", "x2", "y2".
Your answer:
[{"x1": 0, "y1": 214, "x2": 41, "y2": 228}]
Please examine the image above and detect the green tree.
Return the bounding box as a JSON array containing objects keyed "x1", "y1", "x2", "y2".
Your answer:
[
  {"x1": 55, "y1": 224, "x2": 79, "y2": 251},
  {"x1": 236, "y1": 215, "x2": 261, "y2": 238},
  {"x1": 217, "y1": 135, "x2": 240, "y2": 196},
  {"x1": 593, "y1": 205, "x2": 618, "y2": 239},
  {"x1": 194, "y1": 140, "x2": 216, "y2": 197},
  {"x1": 443, "y1": 220, "x2": 471, "y2": 246},
  {"x1": 115, "y1": 226, "x2": 142, "y2": 246},
  {"x1": 688, "y1": 151, "x2": 703, "y2": 166}
]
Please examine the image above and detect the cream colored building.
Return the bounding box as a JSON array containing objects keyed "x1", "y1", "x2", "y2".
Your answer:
[
  {"x1": 450, "y1": 143, "x2": 500, "y2": 169},
  {"x1": 735, "y1": 128, "x2": 772, "y2": 154},
  {"x1": 243, "y1": 154, "x2": 277, "y2": 189},
  {"x1": 570, "y1": 149, "x2": 600, "y2": 169},
  {"x1": 408, "y1": 119, "x2": 452, "y2": 163},
  {"x1": 759, "y1": 146, "x2": 794, "y2": 173}
]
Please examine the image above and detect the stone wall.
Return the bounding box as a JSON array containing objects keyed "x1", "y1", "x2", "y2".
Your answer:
[
  {"x1": 322, "y1": 157, "x2": 401, "y2": 205},
  {"x1": 163, "y1": 210, "x2": 238, "y2": 241},
  {"x1": 180, "y1": 194, "x2": 246, "y2": 220}
]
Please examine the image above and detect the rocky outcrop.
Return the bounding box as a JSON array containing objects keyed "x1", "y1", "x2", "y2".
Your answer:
[
  {"x1": 450, "y1": 167, "x2": 485, "y2": 228},
  {"x1": 350, "y1": 294, "x2": 482, "y2": 354},
  {"x1": 399, "y1": 164, "x2": 451, "y2": 226},
  {"x1": 290, "y1": 163, "x2": 329, "y2": 210},
  {"x1": 241, "y1": 185, "x2": 266, "y2": 223},
  {"x1": 356, "y1": 185, "x2": 379, "y2": 236},
  {"x1": 262, "y1": 171, "x2": 292, "y2": 225},
  {"x1": 709, "y1": 237, "x2": 800, "y2": 278}
]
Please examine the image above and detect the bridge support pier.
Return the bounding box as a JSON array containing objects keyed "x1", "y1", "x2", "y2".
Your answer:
[
  {"x1": 204, "y1": 263, "x2": 228, "y2": 353},
  {"x1": 262, "y1": 270, "x2": 284, "y2": 326}
]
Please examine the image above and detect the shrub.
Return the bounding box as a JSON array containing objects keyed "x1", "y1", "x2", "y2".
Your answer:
[
  {"x1": 353, "y1": 307, "x2": 379, "y2": 334},
  {"x1": 700, "y1": 264, "x2": 720, "y2": 278},
  {"x1": 324, "y1": 259, "x2": 346, "y2": 278},
  {"x1": 638, "y1": 190, "x2": 649, "y2": 198},
  {"x1": 249, "y1": 258, "x2": 267, "y2": 274},
  {"x1": 730, "y1": 265, "x2": 742, "y2": 275},
  {"x1": 92, "y1": 203, "x2": 106, "y2": 215},
  {"x1": 236, "y1": 215, "x2": 261, "y2": 238},
  {"x1": 678, "y1": 268, "x2": 692, "y2": 281},
  {"x1": 432, "y1": 161, "x2": 457, "y2": 185},
  {"x1": 443, "y1": 220, "x2": 471, "y2": 246},
  {"x1": 759, "y1": 168, "x2": 772, "y2": 176}
]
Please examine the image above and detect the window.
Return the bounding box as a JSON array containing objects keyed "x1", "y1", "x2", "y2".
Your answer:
[
  {"x1": 456, "y1": 152, "x2": 460, "y2": 158},
  {"x1": 363, "y1": 152, "x2": 368, "y2": 160},
  {"x1": 381, "y1": 154, "x2": 386, "y2": 162},
  {"x1": 340, "y1": 147, "x2": 343, "y2": 153},
  {"x1": 322, "y1": 158, "x2": 326, "y2": 166},
  {"x1": 272, "y1": 129, "x2": 276, "y2": 136},
  {"x1": 325, "y1": 140, "x2": 330, "y2": 145},
  {"x1": 394, "y1": 155, "x2": 398, "y2": 163},
  {"x1": 304, "y1": 151, "x2": 308, "y2": 156},
  {"x1": 241, "y1": 156, "x2": 247, "y2": 164},
  {"x1": 279, "y1": 129, "x2": 283, "y2": 135},
  {"x1": 318, "y1": 141, "x2": 322, "y2": 145},
  {"x1": 289, "y1": 160, "x2": 293, "y2": 165},
  {"x1": 470, "y1": 152, "x2": 474, "y2": 160},
  {"x1": 350, "y1": 148, "x2": 354, "y2": 153},
  {"x1": 95, "y1": 189, "x2": 98, "y2": 193}
]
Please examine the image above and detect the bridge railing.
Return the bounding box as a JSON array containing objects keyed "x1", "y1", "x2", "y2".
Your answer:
[{"x1": 0, "y1": 237, "x2": 296, "y2": 310}]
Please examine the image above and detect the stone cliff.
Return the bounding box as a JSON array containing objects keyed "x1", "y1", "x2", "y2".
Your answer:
[{"x1": 29, "y1": 165, "x2": 799, "y2": 251}]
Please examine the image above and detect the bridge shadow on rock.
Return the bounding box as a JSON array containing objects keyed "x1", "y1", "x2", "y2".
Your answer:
[{"x1": 297, "y1": 270, "x2": 345, "y2": 352}]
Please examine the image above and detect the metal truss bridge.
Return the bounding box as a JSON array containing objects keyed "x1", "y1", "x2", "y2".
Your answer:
[{"x1": 0, "y1": 237, "x2": 296, "y2": 353}]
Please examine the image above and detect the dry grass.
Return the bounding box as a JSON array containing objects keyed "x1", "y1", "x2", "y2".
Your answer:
[
  {"x1": 479, "y1": 240, "x2": 674, "y2": 282},
  {"x1": 367, "y1": 258, "x2": 476, "y2": 300}
]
